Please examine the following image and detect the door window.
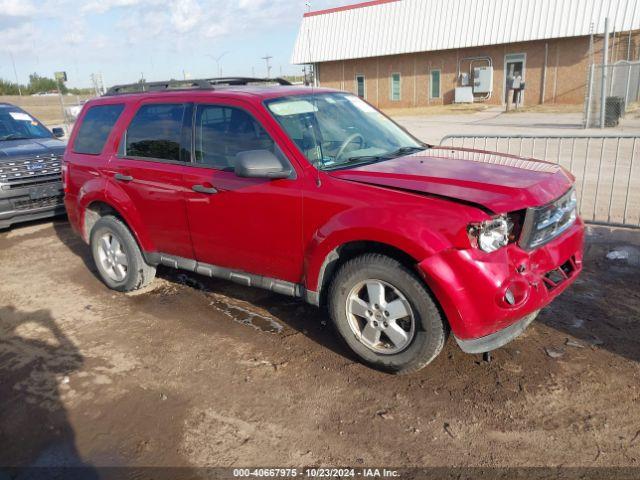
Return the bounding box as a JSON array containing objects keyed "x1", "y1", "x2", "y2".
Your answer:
[
  {"x1": 193, "y1": 105, "x2": 277, "y2": 170},
  {"x1": 123, "y1": 103, "x2": 188, "y2": 162},
  {"x1": 73, "y1": 104, "x2": 125, "y2": 155},
  {"x1": 504, "y1": 53, "x2": 526, "y2": 103}
]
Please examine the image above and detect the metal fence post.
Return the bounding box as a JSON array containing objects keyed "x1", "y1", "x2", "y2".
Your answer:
[
  {"x1": 584, "y1": 63, "x2": 595, "y2": 128},
  {"x1": 600, "y1": 17, "x2": 609, "y2": 129}
]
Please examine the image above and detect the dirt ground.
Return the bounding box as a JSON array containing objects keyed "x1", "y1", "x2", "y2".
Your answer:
[{"x1": 0, "y1": 219, "x2": 639, "y2": 474}]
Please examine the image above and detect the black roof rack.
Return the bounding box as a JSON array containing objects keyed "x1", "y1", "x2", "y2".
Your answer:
[{"x1": 104, "y1": 77, "x2": 292, "y2": 96}]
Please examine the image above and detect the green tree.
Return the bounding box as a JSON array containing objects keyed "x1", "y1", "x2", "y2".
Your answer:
[
  {"x1": 27, "y1": 73, "x2": 68, "y2": 95},
  {"x1": 0, "y1": 78, "x2": 25, "y2": 95}
]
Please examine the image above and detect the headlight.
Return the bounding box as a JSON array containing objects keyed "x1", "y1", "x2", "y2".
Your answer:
[
  {"x1": 519, "y1": 188, "x2": 577, "y2": 250},
  {"x1": 468, "y1": 215, "x2": 513, "y2": 253}
]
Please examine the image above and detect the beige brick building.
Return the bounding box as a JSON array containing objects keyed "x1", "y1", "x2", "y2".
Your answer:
[{"x1": 292, "y1": 0, "x2": 640, "y2": 110}]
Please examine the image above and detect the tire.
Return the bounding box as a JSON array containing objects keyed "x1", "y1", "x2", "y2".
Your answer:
[
  {"x1": 90, "y1": 215, "x2": 156, "y2": 292},
  {"x1": 328, "y1": 254, "x2": 447, "y2": 374}
]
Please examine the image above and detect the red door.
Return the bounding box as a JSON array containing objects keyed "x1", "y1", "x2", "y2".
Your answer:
[
  {"x1": 182, "y1": 102, "x2": 303, "y2": 283},
  {"x1": 106, "y1": 101, "x2": 194, "y2": 259}
]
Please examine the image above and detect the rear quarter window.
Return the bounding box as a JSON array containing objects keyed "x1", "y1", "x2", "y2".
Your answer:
[{"x1": 73, "y1": 104, "x2": 125, "y2": 155}]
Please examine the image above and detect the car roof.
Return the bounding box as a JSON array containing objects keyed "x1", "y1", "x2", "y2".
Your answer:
[
  {"x1": 0, "y1": 103, "x2": 23, "y2": 111},
  {"x1": 86, "y1": 85, "x2": 341, "y2": 106}
]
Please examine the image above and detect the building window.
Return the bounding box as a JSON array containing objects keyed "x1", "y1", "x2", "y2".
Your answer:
[
  {"x1": 390, "y1": 73, "x2": 401, "y2": 101},
  {"x1": 430, "y1": 69, "x2": 441, "y2": 99},
  {"x1": 356, "y1": 74, "x2": 366, "y2": 98}
]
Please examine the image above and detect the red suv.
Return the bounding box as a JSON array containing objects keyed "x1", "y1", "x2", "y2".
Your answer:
[{"x1": 64, "y1": 77, "x2": 584, "y2": 373}]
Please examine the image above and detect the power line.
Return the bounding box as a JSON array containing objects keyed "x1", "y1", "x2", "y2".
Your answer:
[{"x1": 261, "y1": 54, "x2": 273, "y2": 78}]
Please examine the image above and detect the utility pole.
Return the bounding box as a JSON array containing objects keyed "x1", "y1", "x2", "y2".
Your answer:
[
  {"x1": 9, "y1": 53, "x2": 22, "y2": 96},
  {"x1": 54, "y1": 71, "x2": 68, "y2": 133},
  {"x1": 261, "y1": 54, "x2": 273, "y2": 78},
  {"x1": 90, "y1": 72, "x2": 105, "y2": 96},
  {"x1": 600, "y1": 17, "x2": 610, "y2": 129}
]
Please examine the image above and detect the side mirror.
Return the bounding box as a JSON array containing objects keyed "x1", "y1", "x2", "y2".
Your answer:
[
  {"x1": 234, "y1": 150, "x2": 292, "y2": 179},
  {"x1": 52, "y1": 127, "x2": 65, "y2": 138}
]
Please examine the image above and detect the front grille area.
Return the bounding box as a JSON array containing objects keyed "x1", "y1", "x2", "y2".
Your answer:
[
  {"x1": 543, "y1": 257, "x2": 578, "y2": 291},
  {"x1": 0, "y1": 154, "x2": 62, "y2": 186},
  {"x1": 518, "y1": 188, "x2": 578, "y2": 250},
  {"x1": 13, "y1": 195, "x2": 63, "y2": 211}
]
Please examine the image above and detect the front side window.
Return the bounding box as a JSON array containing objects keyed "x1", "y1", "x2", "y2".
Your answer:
[
  {"x1": 124, "y1": 103, "x2": 187, "y2": 162},
  {"x1": 0, "y1": 108, "x2": 55, "y2": 142},
  {"x1": 73, "y1": 104, "x2": 125, "y2": 155},
  {"x1": 390, "y1": 73, "x2": 401, "y2": 101},
  {"x1": 266, "y1": 93, "x2": 424, "y2": 171},
  {"x1": 194, "y1": 105, "x2": 277, "y2": 170}
]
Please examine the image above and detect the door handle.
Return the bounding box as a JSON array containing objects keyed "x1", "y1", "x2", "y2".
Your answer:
[
  {"x1": 114, "y1": 173, "x2": 134, "y2": 182},
  {"x1": 192, "y1": 184, "x2": 218, "y2": 194}
]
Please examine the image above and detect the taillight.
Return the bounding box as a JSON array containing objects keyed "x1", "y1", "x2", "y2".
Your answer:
[{"x1": 62, "y1": 160, "x2": 69, "y2": 193}]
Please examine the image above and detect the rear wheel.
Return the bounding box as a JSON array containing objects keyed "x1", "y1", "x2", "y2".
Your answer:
[
  {"x1": 90, "y1": 215, "x2": 156, "y2": 292},
  {"x1": 328, "y1": 254, "x2": 446, "y2": 374}
]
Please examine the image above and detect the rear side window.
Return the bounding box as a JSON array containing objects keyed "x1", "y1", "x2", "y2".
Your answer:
[
  {"x1": 73, "y1": 104, "x2": 124, "y2": 155},
  {"x1": 123, "y1": 103, "x2": 187, "y2": 162}
]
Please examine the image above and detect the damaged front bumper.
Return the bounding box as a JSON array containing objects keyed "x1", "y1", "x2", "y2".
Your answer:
[{"x1": 418, "y1": 219, "x2": 585, "y2": 353}]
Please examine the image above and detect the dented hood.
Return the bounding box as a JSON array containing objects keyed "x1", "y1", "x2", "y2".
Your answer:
[{"x1": 328, "y1": 147, "x2": 574, "y2": 213}]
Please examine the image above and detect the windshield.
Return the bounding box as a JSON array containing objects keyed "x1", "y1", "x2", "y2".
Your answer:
[
  {"x1": 265, "y1": 93, "x2": 425, "y2": 170},
  {"x1": 0, "y1": 109, "x2": 52, "y2": 141}
]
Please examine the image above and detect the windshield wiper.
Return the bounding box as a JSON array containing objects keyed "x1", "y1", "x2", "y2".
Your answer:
[
  {"x1": 386, "y1": 145, "x2": 427, "y2": 157},
  {"x1": 344, "y1": 146, "x2": 426, "y2": 164},
  {"x1": 0, "y1": 134, "x2": 32, "y2": 141}
]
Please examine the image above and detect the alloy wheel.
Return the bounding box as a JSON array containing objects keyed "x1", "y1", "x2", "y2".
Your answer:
[
  {"x1": 97, "y1": 232, "x2": 129, "y2": 282},
  {"x1": 345, "y1": 279, "x2": 416, "y2": 354}
]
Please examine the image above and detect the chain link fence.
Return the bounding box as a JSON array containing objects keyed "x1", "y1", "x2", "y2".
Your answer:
[
  {"x1": 440, "y1": 134, "x2": 640, "y2": 228},
  {"x1": 583, "y1": 61, "x2": 640, "y2": 128}
]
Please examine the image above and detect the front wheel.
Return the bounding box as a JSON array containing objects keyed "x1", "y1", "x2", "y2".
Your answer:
[
  {"x1": 90, "y1": 215, "x2": 156, "y2": 292},
  {"x1": 328, "y1": 254, "x2": 447, "y2": 374}
]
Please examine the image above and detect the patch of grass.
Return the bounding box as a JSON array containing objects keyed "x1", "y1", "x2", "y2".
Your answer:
[{"x1": 504, "y1": 103, "x2": 583, "y2": 114}]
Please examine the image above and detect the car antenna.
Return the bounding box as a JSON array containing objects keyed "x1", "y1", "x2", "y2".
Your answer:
[{"x1": 306, "y1": 0, "x2": 322, "y2": 187}]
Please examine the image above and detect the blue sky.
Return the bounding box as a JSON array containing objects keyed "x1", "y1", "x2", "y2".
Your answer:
[{"x1": 0, "y1": 0, "x2": 352, "y2": 89}]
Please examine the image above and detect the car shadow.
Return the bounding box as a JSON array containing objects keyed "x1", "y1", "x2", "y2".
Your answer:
[
  {"x1": 156, "y1": 266, "x2": 361, "y2": 365},
  {"x1": 153, "y1": 235, "x2": 640, "y2": 367},
  {"x1": 0, "y1": 305, "x2": 98, "y2": 479},
  {"x1": 51, "y1": 219, "x2": 640, "y2": 367},
  {"x1": 52, "y1": 219, "x2": 103, "y2": 283},
  {"x1": 49, "y1": 219, "x2": 358, "y2": 365}
]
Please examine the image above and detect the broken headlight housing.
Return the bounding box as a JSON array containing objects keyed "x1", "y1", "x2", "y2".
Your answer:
[
  {"x1": 468, "y1": 215, "x2": 514, "y2": 253},
  {"x1": 518, "y1": 188, "x2": 578, "y2": 250}
]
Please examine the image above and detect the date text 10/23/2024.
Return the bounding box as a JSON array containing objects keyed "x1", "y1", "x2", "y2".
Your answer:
[{"x1": 232, "y1": 468, "x2": 400, "y2": 478}]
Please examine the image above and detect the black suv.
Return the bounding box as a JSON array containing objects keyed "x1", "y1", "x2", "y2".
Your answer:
[{"x1": 0, "y1": 103, "x2": 66, "y2": 228}]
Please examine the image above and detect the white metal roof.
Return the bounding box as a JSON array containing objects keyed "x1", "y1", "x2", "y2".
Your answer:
[{"x1": 292, "y1": 0, "x2": 640, "y2": 64}]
